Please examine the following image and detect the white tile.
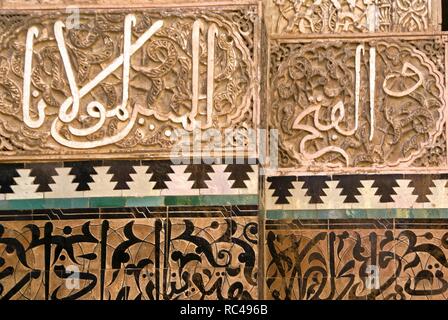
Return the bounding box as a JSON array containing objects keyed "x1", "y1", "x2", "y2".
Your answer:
[
  {"x1": 316, "y1": 180, "x2": 347, "y2": 210},
  {"x1": 241, "y1": 165, "x2": 259, "y2": 195},
  {"x1": 290, "y1": 180, "x2": 315, "y2": 210},
  {"x1": 44, "y1": 167, "x2": 83, "y2": 199},
  {"x1": 200, "y1": 165, "x2": 238, "y2": 195},
  {"x1": 352, "y1": 180, "x2": 385, "y2": 209},
  {"x1": 7, "y1": 169, "x2": 43, "y2": 200},
  {"x1": 123, "y1": 165, "x2": 160, "y2": 197},
  {"x1": 427, "y1": 179, "x2": 448, "y2": 208},
  {"x1": 161, "y1": 165, "x2": 199, "y2": 196},
  {"x1": 265, "y1": 187, "x2": 282, "y2": 211},
  {"x1": 84, "y1": 166, "x2": 122, "y2": 197},
  {"x1": 392, "y1": 179, "x2": 417, "y2": 209}
]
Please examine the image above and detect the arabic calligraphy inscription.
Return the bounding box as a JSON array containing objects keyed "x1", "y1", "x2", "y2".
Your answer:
[
  {"x1": 0, "y1": 8, "x2": 259, "y2": 159},
  {"x1": 270, "y1": 39, "x2": 446, "y2": 169}
]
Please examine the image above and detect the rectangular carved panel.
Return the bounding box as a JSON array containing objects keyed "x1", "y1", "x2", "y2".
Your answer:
[
  {"x1": 266, "y1": 0, "x2": 441, "y2": 35},
  {"x1": 265, "y1": 219, "x2": 448, "y2": 300},
  {"x1": 0, "y1": 3, "x2": 260, "y2": 161},
  {"x1": 269, "y1": 37, "x2": 447, "y2": 172}
]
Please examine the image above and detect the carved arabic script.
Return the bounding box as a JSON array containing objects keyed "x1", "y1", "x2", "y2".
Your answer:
[
  {"x1": 0, "y1": 10, "x2": 257, "y2": 155},
  {"x1": 271, "y1": 40, "x2": 445, "y2": 168}
]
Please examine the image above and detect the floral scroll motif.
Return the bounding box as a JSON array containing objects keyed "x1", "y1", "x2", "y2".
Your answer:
[
  {"x1": 270, "y1": 39, "x2": 445, "y2": 169},
  {"x1": 0, "y1": 8, "x2": 258, "y2": 159},
  {"x1": 271, "y1": 0, "x2": 432, "y2": 34}
]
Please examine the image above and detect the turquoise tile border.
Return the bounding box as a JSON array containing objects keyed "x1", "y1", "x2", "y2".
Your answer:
[
  {"x1": 0, "y1": 195, "x2": 258, "y2": 210},
  {"x1": 266, "y1": 208, "x2": 448, "y2": 219},
  {"x1": 164, "y1": 195, "x2": 258, "y2": 206},
  {"x1": 125, "y1": 197, "x2": 165, "y2": 207}
]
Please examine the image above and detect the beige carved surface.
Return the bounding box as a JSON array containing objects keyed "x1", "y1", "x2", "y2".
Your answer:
[
  {"x1": 0, "y1": 0, "x2": 237, "y2": 8},
  {"x1": 0, "y1": 5, "x2": 260, "y2": 160},
  {"x1": 270, "y1": 38, "x2": 446, "y2": 170},
  {"x1": 266, "y1": 0, "x2": 440, "y2": 35}
]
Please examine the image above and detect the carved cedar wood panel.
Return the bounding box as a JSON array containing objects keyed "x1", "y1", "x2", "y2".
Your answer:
[
  {"x1": 0, "y1": 5, "x2": 260, "y2": 160},
  {"x1": 270, "y1": 38, "x2": 447, "y2": 170}
]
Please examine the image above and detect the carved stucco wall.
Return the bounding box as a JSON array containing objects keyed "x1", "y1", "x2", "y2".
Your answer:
[
  {"x1": 265, "y1": 0, "x2": 448, "y2": 301},
  {"x1": 0, "y1": 0, "x2": 447, "y2": 300}
]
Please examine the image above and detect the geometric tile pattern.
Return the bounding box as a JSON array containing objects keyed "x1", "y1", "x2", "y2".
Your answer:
[
  {"x1": 0, "y1": 161, "x2": 258, "y2": 200},
  {"x1": 0, "y1": 206, "x2": 258, "y2": 300},
  {"x1": 0, "y1": 0, "x2": 446, "y2": 303},
  {"x1": 266, "y1": 218, "x2": 448, "y2": 300},
  {"x1": 0, "y1": 205, "x2": 258, "y2": 222},
  {"x1": 267, "y1": 174, "x2": 448, "y2": 210}
]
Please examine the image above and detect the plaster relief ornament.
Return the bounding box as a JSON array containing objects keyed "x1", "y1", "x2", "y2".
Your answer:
[
  {"x1": 270, "y1": 39, "x2": 445, "y2": 169},
  {"x1": 0, "y1": 7, "x2": 259, "y2": 160},
  {"x1": 271, "y1": 0, "x2": 431, "y2": 34}
]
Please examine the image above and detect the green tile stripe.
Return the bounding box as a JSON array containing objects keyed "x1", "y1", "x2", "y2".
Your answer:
[
  {"x1": 266, "y1": 208, "x2": 448, "y2": 219},
  {"x1": 0, "y1": 195, "x2": 258, "y2": 210},
  {"x1": 163, "y1": 195, "x2": 258, "y2": 206}
]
